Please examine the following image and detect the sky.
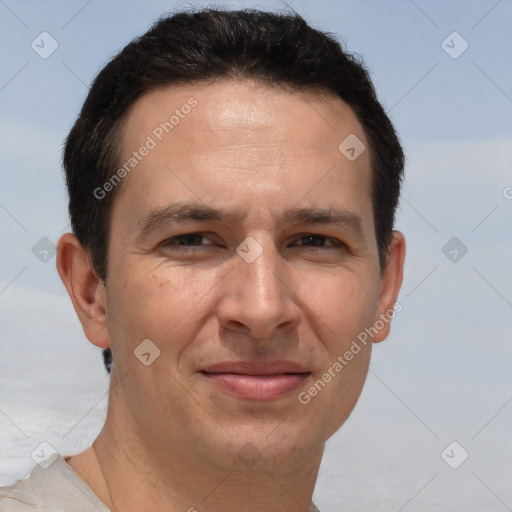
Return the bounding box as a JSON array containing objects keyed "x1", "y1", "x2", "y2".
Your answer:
[{"x1": 1, "y1": 1, "x2": 511, "y2": 510}]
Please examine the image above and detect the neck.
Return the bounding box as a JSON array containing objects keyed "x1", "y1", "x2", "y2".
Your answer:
[{"x1": 89, "y1": 397, "x2": 324, "y2": 512}]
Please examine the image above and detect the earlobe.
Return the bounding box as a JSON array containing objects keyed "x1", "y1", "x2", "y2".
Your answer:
[
  {"x1": 56, "y1": 233, "x2": 110, "y2": 349},
  {"x1": 372, "y1": 230, "x2": 406, "y2": 343}
]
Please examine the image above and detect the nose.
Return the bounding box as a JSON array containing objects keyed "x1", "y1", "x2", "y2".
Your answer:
[{"x1": 216, "y1": 237, "x2": 301, "y2": 340}]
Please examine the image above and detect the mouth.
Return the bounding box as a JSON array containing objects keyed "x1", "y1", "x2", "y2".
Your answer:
[{"x1": 200, "y1": 361, "x2": 311, "y2": 401}]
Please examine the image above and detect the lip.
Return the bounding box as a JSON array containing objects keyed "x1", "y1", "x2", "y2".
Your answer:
[
  {"x1": 202, "y1": 360, "x2": 309, "y2": 375},
  {"x1": 201, "y1": 360, "x2": 311, "y2": 401}
]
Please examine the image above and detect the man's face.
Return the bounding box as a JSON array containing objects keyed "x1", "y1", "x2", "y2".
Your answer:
[{"x1": 102, "y1": 79, "x2": 392, "y2": 470}]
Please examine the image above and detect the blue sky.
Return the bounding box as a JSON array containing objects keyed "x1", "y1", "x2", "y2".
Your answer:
[{"x1": 1, "y1": 1, "x2": 511, "y2": 510}]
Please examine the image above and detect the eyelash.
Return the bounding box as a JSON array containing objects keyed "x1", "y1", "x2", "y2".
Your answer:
[{"x1": 160, "y1": 233, "x2": 346, "y2": 250}]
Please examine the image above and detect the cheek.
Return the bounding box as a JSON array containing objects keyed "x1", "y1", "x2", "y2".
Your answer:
[
  {"x1": 296, "y1": 272, "x2": 376, "y2": 439},
  {"x1": 300, "y1": 268, "x2": 379, "y2": 348},
  {"x1": 108, "y1": 263, "x2": 220, "y2": 356}
]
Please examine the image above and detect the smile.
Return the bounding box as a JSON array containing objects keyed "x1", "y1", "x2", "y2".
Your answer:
[{"x1": 201, "y1": 371, "x2": 311, "y2": 400}]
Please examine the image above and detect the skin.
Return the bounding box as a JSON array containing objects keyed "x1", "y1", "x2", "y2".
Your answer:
[{"x1": 57, "y1": 79, "x2": 405, "y2": 512}]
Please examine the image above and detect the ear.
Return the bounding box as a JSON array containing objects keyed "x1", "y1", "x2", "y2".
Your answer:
[
  {"x1": 372, "y1": 230, "x2": 406, "y2": 343},
  {"x1": 56, "y1": 233, "x2": 110, "y2": 349}
]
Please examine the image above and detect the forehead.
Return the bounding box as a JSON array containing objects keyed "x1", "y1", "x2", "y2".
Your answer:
[
  {"x1": 114, "y1": 79, "x2": 373, "y2": 231},
  {"x1": 121, "y1": 79, "x2": 365, "y2": 150}
]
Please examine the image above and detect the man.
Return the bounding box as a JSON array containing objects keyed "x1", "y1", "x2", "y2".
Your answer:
[{"x1": 0, "y1": 8, "x2": 405, "y2": 512}]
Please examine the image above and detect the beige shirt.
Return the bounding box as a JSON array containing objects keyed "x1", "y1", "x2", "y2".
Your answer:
[{"x1": 0, "y1": 455, "x2": 323, "y2": 512}]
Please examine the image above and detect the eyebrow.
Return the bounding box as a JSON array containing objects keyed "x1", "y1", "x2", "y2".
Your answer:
[{"x1": 136, "y1": 201, "x2": 365, "y2": 241}]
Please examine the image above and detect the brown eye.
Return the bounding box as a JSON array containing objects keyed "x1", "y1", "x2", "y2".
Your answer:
[
  {"x1": 294, "y1": 234, "x2": 344, "y2": 248},
  {"x1": 166, "y1": 234, "x2": 207, "y2": 246}
]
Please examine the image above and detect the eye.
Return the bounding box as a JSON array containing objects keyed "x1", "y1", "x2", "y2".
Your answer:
[
  {"x1": 292, "y1": 234, "x2": 345, "y2": 249},
  {"x1": 160, "y1": 233, "x2": 217, "y2": 249}
]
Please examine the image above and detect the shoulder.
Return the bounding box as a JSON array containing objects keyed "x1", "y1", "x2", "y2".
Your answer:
[
  {"x1": 0, "y1": 463, "x2": 41, "y2": 511},
  {"x1": 0, "y1": 454, "x2": 109, "y2": 512}
]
